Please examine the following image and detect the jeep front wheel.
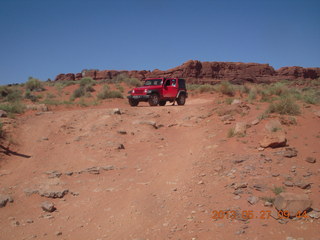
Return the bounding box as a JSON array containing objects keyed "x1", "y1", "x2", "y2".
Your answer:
[
  {"x1": 129, "y1": 99, "x2": 139, "y2": 107},
  {"x1": 177, "y1": 94, "x2": 186, "y2": 105},
  {"x1": 148, "y1": 94, "x2": 159, "y2": 106}
]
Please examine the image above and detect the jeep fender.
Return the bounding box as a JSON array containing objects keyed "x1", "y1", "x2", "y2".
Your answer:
[{"x1": 176, "y1": 90, "x2": 187, "y2": 99}]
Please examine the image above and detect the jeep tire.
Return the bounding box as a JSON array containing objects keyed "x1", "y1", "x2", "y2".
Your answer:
[
  {"x1": 129, "y1": 99, "x2": 139, "y2": 107},
  {"x1": 177, "y1": 94, "x2": 186, "y2": 105},
  {"x1": 148, "y1": 94, "x2": 160, "y2": 106}
]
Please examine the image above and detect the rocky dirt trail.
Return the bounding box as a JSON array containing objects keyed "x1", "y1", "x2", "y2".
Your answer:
[{"x1": 0, "y1": 95, "x2": 319, "y2": 240}]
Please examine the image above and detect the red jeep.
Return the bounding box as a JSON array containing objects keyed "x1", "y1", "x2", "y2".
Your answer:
[{"x1": 127, "y1": 78, "x2": 188, "y2": 107}]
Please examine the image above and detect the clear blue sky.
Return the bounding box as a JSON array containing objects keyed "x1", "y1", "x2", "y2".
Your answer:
[{"x1": 0, "y1": 0, "x2": 319, "y2": 84}]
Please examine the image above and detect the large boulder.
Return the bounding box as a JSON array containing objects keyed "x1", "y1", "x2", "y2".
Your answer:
[
  {"x1": 260, "y1": 131, "x2": 287, "y2": 148},
  {"x1": 274, "y1": 192, "x2": 312, "y2": 217}
]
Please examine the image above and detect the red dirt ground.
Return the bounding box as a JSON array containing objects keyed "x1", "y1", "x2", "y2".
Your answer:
[{"x1": 0, "y1": 91, "x2": 319, "y2": 240}]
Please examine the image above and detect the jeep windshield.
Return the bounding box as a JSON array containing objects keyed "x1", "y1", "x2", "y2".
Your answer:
[{"x1": 144, "y1": 79, "x2": 162, "y2": 86}]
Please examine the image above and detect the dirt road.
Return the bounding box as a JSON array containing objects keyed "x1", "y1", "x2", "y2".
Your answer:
[{"x1": 0, "y1": 96, "x2": 319, "y2": 240}]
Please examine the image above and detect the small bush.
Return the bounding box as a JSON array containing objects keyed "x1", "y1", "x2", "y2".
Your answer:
[
  {"x1": 0, "y1": 86, "x2": 10, "y2": 98},
  {"x1": 217, "y1": 81, "x2": 235, "y2": 96},
  {"x1": 80, "y1": 77, "x2": 95, "y2": 87},
  {"x1": 116, "y1": 83, "x2": 124, "y2": 93},
  {"x1": 239, "y1": 84, "x2": 251, "y2": 95},
  {"x1": 302, "y1": 89, "x2": 320, "y2": 104},
  {"x1": 124, "y1": 77, "x2": 142, "y2": 87},
  {"x1": 198, "y1": 84, "x2": 215, "y2": 93},
  {"x1": 186, "y1": 84, "x2": 202, "y2": 91},
  {"x1": 227, "y1": 127, "x2": 236, "y2": 138},
  {"x1": 42, "y1": 99, "x2": 74, "y2": 106},
  {"x1": 97, "y1": 85, "x2": 123, "y2": 99},
  {"x1": 272, "y1": 186, "x2": 284, "y2": 195},
  {"x1": 271, "y1": 126, "x2": 282, "y2": 132},
  {"x1": 225, "y1": 98, "x2": 233, "y2": 105},
  {"x1": 112, "y1": 73, "x2": 127, "y2": 83},
  {"x1": 25, "y1": 77, "x2": 44, "y2": 91},
  {"x1": 25, "y1": 89, "x2": 39, "y2": 102},
  {"x1": 267, "y1": 97, "x2": 300, "y2": 115},
  {"x1": 0, "y1": 102, "x2": 25, "y2": 114},
  {"x1": 72, "y1": 87, "x2": 86, "y2": 99},
  {"x1": 247, "y1": 88, "x2": 257, "y2": 102},
  {"x1": 269, "y1": 82, "x2": 289, "y2": 96},
  {"x1": 258, "y1": 112, "x2": 269, "y2": 120},
  {"x1": 6, "y1": 88, "x2": 23, "y2": 102}
]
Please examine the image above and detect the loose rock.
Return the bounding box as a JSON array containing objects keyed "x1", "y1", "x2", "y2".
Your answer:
[
  {"x1": 117, "y1": 144, "x2": 125, "y2": 150},
  {"x1": 274, "y1": 147, "x2": 298, "y2": 158},
  {"x1": 111, "y1": 108, "x2": 122, "y2": 115},
  {"x1": 39, "y1": 189, "x2": 69, "y2": 198},
  {"x1": 247, "y1": 196, "x2": 259, "y2": 205},
  {"x1": 0, "y1": 194, "x2": 13, "y2": 208},
  {"x1": 274, "y1": 192, "x2": 312, "y2": 217},
  {"x1": 305, "y1": 157, "x2": 316, "y2": 163},
  {"x1": 83, "y1": 167, "x2": 100, "y2": 174},
  {"x1": 0, "y1": 110, "x2": 7, "y2": 118},
  {"x1": 41, "y1": 202, "x2": 56, "y2": 212},
  {"x1": 234, "y1": 122, "x2": 247, "y2": 136}
]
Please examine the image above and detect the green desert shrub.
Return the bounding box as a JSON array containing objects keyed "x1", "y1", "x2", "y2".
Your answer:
[
  {"x1": 0, "y1": 86, "x2": 11, "y2": 98},
  {"x1": 80, "y1": 77, "x2": 95, "y2": 87},
  {"x1": 25, "y1": 77, "x2": 44, "y2": 91},
  {"x1": 227, "y1": 127, "x2": 236, "y2": 138},
  {"x1": 97, "y1": 85, "x2": 123, "y2": 99},
  {"x1": 116, "y1": 83, "x2": 124, "y2": 93},
  {"x1": 267, "y1": 96, "x2": 300, "y2": 115},
  {"x1": 71, "y1": 78, "x2": 96, "y2": 100},
  {"x1": 268, "y1": 82, "x2": 289, "y2": 96},
  {"x1": 6, "y1": 88, "x2": 23, "y2": 102},
  {"x1": 301, "y1": 89, "x2": 320, "y2": 104},
  {"x1": 0, "y1": 102, "x2": 25, "y2": 114},
  {"x1": 272, "y1": 186, "x2": 284, "y2": 195},
  {"x1": 72, "y1": 87, "x2": 86, "y2": 99},
  {"x1": 217, "y1": 81, "x2": 235, "y2": 96},
  {"x1": 124, "y1": 77, "x2": 142, "y2": 87},
  {"x1": 186, "y1": 84, "x2": 203, "y2": 91},
  {"x1": 25, "y1": 89, "x2": 39, "y2": 102},
  {"x1": 198, "y1": 84, "x2": 215, "y2": 93},
  {"x1": 247, "y1": 87, "x2": 257, "y2": 102}
]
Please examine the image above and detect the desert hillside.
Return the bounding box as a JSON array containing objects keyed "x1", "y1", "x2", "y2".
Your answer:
[{"x1": 0, "y1": 78, "x2": 320, "y2": 240}]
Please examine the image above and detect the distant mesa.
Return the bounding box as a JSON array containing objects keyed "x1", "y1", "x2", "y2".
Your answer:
[{"x1": 54, "y1": 60, "x2": 320, "y2": 84}]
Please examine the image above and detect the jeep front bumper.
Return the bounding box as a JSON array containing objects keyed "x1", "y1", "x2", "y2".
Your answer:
[{"x1": 127, "y1": 95, "x2": 150, "y2": 100}]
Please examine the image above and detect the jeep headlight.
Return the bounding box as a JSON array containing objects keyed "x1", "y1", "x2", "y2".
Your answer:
[
  {"x1": 132, "y1": 89, "x2": 135, "y2": 94},
  {"x1": 144, "y1": 89, "x2": 148, "y2": 93}
]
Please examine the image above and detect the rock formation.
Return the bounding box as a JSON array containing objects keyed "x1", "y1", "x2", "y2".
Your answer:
[{"x1": 54, "y1": 60, "x2": 320, "y2": 84}]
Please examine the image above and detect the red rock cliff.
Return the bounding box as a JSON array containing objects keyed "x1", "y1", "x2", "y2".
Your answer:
[{"x1": 54, "y1": 60, "x2": 320, "y2": 83}]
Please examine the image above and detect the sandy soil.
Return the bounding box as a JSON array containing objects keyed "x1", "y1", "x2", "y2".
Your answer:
[{"x1": 0, "y1": 93, "x2": 319, "y2": 240}]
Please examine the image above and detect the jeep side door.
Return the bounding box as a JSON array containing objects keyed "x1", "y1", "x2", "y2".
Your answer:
[{"x1": 163, "y1": 79, "x2": 178, "y2": 98}]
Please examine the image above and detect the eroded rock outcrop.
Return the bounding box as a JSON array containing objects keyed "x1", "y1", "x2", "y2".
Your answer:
[{"x1": 54, "y1": 60, "x2": 320, "y2": 83}]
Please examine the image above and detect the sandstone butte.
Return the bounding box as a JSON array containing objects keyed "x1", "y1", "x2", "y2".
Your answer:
[{"x1": 54, "y1": 60, "x2": 320, "y2": 84}]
